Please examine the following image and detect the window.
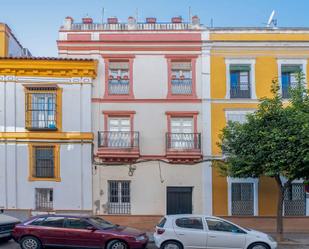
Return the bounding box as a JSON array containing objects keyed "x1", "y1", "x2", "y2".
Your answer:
[
  {"x1": 40, "y1": 217, "x2": 64, "y2": 228},
  {"x1": 29, "y1": 145, "x2": 60, "y2": 181},
  {"x1": 284, "y1": 183, "x2": 306, "y2": 216},
  {"x1": 175, "y1": 217, "x2": 203, "y2": 230},
  {"x1": 231, "y1": 183, "x2": 254, "y2": 216},
  {"x1": 170, "y1": 117, "x2": 194, "y2": 149},
  {"x1": 108, "y1": 117, "x2": 131, "y2": 148},
  {"x1": 206, "y1": 218, "x2": 245, "y2": 233},
  {"x1": 35, "y1": 188, "x2": 53, "y2": 211},
  {"x1": 108, "y1": 181, "x2": 131, "y2": 214},
  {"x1": 108, "y1": 61, "x2": 130, "y2": 95},
  {"x1": 65, "y1": 218, "x2": 91, "y2": 229},
  {"x1": 29, "y1": 217, "x2": 46, "y2": 226},
  {"x1": 230, "y1": 65, "x2": 251, "y2": 98},
  {"x1": 25, "y1": 86, "x2": 61, "y2": 130},
  {"x1": 281, "y1": 65, "x2": 302, "y2": 98},
  {"x1": 171, "y1": 61, "x2": 192, "y2": 95},
  {"x1": 157, "y1": 218, "x2": 167, "y2": 228}
]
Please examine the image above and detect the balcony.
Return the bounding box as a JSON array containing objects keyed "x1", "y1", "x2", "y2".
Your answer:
[
  {"x1": 166, "y1": 133, "x2": 202, "y2": 163},
  {"x1": 108, "y1": 79, "x2": 130, "y2": 95},
  {"x1": 230, "y1": 86, "x2": 251, "y2": 98},
  {"x1": 97, "y1": 131, "x2": 139, "y2": 163},
  {"x1": 171, "y1": 79, "x2": 192, "y2": 95}
]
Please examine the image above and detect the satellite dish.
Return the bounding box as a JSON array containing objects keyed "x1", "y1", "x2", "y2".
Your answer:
[{"x1": 267, "y1": 10, "x2": 277, "y2": 28}]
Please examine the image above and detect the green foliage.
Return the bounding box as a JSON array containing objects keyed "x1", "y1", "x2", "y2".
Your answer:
[{"x1": 218, "y1": 73, "x2": 309, "y2": 182}]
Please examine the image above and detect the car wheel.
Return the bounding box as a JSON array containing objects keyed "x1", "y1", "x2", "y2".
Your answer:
[
  {"x1": 107, "y1": 240, "x2": 128, "y2": 249},
  {"x1": 20, "y1": 236, "x2": 42, "y2": 249},
  {"x1": 248, "y1": 242, "x2": 270, "y2": 249},
  {"x1": 161, "y1": 241, "x2": 182, "y2": 249}
]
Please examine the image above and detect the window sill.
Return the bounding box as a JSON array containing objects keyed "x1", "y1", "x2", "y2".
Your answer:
[
  {"x1": 26, "y1": 128, "x2": 58, "y2": 132},
  {"x1": 28, "y1": 177, "x2": 61, "y2": 182},
  {"x1": 167, "y1": 94, "x2": 197, "y2": 99}
]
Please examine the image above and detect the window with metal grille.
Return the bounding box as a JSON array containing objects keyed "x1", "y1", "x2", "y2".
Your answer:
[
  {"x1": 108, "y1": 181, "x2": 131, "y2": 214},
  {"x1": 281, "y1": 65, "x2": 302, "y2": 99},
  {"x1": 35, "y1": 188, "x2": 53, "y2": 211},
  {"x1": 33, "y1": 146, "x2": 55, "y2": 178},
  {"x1": 108, "y1": 61, "x2": 130, "y2": 95},
  {"x1": 230, "y1": 65, "x2": 251, "y2": 98},
  {"x1": 284, "y1": 183, "x2": 306, "y2": 216},
  {"x1": 231, "y1": 183, "x2": 254, "y2": 216},
  {"x1": 25, "y1": 87, "x2": 57, "y2": 130},
  {"x1": 171, "y1": 61, "x2": 192, "y2": 95}
]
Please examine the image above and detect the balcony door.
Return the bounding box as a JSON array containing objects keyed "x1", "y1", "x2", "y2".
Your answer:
[
  {"x1": 108, "y1": 117, "x2": 131, "y2": 148},
  {"x1": 170, "y1": 118, "x2": 194, "y2": 149}
]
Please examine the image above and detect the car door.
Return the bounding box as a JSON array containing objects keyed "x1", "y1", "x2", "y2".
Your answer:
[
  {"x1": 173, "y1": 217, "x2": 207, "y2": 249},
  {"x1": 63, "y1": 217, "x2": 103, "y2": 248},
  {"x1": 205, "y1": 218, "x2": 246, "y2": 249},
  {"x1": 34, "y1": 216, "x2": 66, "y2": 246}
]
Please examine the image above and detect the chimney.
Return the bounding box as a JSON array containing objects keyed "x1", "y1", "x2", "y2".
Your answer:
[
  {"x1": 191, "y1": 15, "x2": 200, "y2": 28},
  {"x1": 63, "y1": 16, "x2": 73, "y2": 30},
  {"x1": 108, "y1": 17, "x2": 118, "y2": 24},
  {"x1": 128, "y1": 16, "x2": 137, "y2": 29},
  {"x1": 172, "y1": 17, "x2": 182, "y2": 23},
  {"x1": 146, "y1": 17, "x2": 157, "y2": 24},
  {"x1": 82, "y1": 17, "x2": 93, "y2": 24}
]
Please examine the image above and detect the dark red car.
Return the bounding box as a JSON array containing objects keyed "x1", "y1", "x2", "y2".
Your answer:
[{"x1": 13, "y1": 214, "x2": 148, "y2": 249}]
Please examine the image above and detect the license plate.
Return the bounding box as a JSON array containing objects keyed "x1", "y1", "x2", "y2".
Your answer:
[{"x1": 0, "y1": 232, "x2": 11, "y2": 238}]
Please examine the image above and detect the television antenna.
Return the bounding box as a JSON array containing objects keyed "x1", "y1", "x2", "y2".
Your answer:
[{"x1": 266, "y1": 10, "x2": 277, "y2": 28}]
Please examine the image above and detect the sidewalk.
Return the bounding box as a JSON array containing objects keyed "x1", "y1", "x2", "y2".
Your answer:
[{"x1": 272, "y1": 233, "x2": 309, "y2": 246}]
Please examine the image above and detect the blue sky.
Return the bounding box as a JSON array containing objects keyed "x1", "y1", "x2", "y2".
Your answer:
[{"x1": 1, "y1": 0, "x2": 309, "y2": 56}]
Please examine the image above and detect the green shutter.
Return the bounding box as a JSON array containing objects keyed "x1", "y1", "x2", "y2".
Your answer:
[
  {"x1": 230, "y1": 65, "x2": 250, "y2": 71},
  {"x1": 281, "y1": 65, "x2": 302, "y2": 73}
]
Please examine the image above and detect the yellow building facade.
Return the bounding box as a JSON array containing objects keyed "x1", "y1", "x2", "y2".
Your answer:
[{"x1": 209, "y1": 29, "x2": 309, "y2": 217}]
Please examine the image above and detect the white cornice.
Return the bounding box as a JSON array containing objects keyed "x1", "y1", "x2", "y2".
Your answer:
[{"x1": 0, "y1": 75, "x2": 93, "y2": 84}]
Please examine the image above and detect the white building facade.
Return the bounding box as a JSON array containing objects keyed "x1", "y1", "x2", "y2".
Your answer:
[
  {"x1": 58, "y1": 16, "x2": 213, "y2": 222},
  {"x1": 0, "y1": 58, "x2": 97, "y2": 219}
]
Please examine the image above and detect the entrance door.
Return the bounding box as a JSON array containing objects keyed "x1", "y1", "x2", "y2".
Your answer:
[{"x1": 167, "y1": 187, "x2": 192, "y2": 215}]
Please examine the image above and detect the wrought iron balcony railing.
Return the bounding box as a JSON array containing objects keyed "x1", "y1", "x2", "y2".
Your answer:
[
  {"x1": 230, "y1": 86, "x2": 251, "y2": 98},
  {"x1": 171, "y1": 79, "x2": 192, "y2": 95},
  {"x1": 166, "y1": 133, "x2": 201, "y2": 151},
  {"x1": 98, "y1": 131, "x2": 139, "y2": 149},
  {"x1": 108, "y1": 79, "x2": 130, "y2": 95}
]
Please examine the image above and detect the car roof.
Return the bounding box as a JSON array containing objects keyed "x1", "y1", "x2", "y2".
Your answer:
[
  {"x1": 164, "y1": 214, "x2": 217, "y2": 219},
  {"x1": 30, "y1": 214, "x2": 93, "y2": 219}
]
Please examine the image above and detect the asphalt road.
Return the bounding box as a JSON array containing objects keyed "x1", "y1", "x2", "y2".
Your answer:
[{"x1": 1, "y1": 240, "x2": 309, "y2": 249}]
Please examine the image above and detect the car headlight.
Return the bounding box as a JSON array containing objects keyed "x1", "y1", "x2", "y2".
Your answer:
[
  {"x1": 135, "y1": 235, "x2": 146, "y2": 241},
  {"x1": 267, "y1": 235, "x2": 275, "y2": 242}
]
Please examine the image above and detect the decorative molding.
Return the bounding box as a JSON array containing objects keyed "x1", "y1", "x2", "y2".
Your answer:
[
  {"x1": 0, "y1": 59, "x2": 97, "y2": 78},
  {"x1": 0, "y1": 76, "x2": 93, "y2": 84}
]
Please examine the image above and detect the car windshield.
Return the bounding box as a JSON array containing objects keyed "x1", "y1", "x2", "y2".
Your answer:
[{"x1": 87, "y1": 217, "x2": 116, "y2": 229}]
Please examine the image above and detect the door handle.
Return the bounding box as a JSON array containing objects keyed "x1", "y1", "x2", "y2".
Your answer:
[
  {"x1": 178, "y1": 233, "x2": 185, "y2": 236},
  {"x1": 209, "y1": 235, "x2": 216, "y2": 238}
]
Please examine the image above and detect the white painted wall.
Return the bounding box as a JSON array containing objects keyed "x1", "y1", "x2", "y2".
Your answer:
[
  {"x1": 0, "y1": 78, "x2": 92, "y2": 133},
  {"x1": 0, "y1": 143, "x2": 92, "y2": 211},
  {"x1": 93, "y1": 161, "x2": 204, "y2": 215},
  {"x1": 0, "y1": 76, "x2": 93, "y2": 213}
]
